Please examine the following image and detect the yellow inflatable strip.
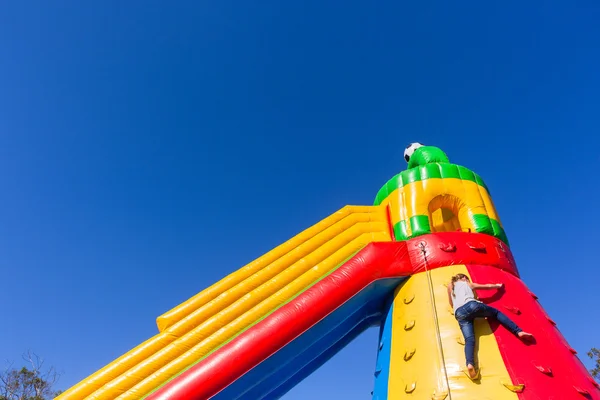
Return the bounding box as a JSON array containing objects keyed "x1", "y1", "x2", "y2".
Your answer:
[
  {"x1": 157, "y1": 216, "x2": 389, "y2": 339},
  {"x1": 57, "y1": 205, "x2": 390, "y2": 400},
  {"x1": 388, "y1": 270, "x2": 448, "y2": 398},
  {"x1": 389, "y1": 266, "x2": 518, "y2": 399},
  {"x1": 157, "y1": 205, "x2": 382, "y2": 331}
]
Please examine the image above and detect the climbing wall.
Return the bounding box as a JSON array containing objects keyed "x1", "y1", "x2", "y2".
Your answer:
[
  {"x1": 373, "y1": 260, "x2": 599, "y2": 399},
  {"x1": 376, "y1": 265, "x2": 518, "y2": 400}
]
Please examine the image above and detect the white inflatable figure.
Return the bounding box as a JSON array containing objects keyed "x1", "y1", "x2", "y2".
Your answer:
[{"x1": 404, "y1": 142, "x2": 424, "y2": 163}]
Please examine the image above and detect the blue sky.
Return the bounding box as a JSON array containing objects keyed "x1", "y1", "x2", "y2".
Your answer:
[{"x1": 1, "y1": 1, "x2": 599, "y2": 397}]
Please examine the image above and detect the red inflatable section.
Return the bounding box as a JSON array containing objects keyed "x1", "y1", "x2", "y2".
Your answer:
[
  {"x1": 468, "y1": 265, "x2": 599, "y2": 399},
  {"x1": 146, "y1": 233, "x2": 530, "y2": 400}
]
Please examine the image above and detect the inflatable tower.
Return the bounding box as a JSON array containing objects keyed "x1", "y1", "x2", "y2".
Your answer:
[
  {"x1": 371, "y1": 143, "x2": 598, "y2": 399},
  {"x1": 58, "y1": 144, "x2": 598, "y2": 400}
]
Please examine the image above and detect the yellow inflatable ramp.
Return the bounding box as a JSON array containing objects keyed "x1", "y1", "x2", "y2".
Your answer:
[{"x1": 58, "y1": 205, "x2": 392, "y2": 400}]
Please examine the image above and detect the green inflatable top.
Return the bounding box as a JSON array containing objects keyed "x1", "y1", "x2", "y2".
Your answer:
[
  {"x1": 405, "y1": 143, "x2": 450, "y2": 168},
  {"x1": 374, "y1": 143, "x2": 490, "y2": 206}
]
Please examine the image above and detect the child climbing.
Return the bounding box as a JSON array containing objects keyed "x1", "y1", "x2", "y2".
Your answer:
[{"x1": 447, "y1": 273, "x2": 533, "y2": 380}]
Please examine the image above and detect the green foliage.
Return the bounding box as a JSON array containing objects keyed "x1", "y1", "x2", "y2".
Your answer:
[
  {"x1": 0, "y1": 352, "x2": 61, "y2": 400},
  {"x1": 589, "y1": 347, "x2": 600, "y2": 379}
]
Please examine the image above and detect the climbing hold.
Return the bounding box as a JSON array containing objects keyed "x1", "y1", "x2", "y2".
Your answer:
[
  {"x1": 504, "y1": 305, "x2": 521, "y2": 315},
  {"x1": 467, "y1": 242, "x2": 487, "y2": 252},
  {"x1": 589, "y1": 376, "x2": 599, "y2": 388},
  {"x1": 404, "y1": 293, "x2": 415, "y2": 304},
  {"x1": 535, "y1": 365, "x2": 553, "y2": 376},
  {"x1": 495, "y1": 243, "x2": 509, "y2": 258},
  {"x1": 456, "y1": 336, "x2": 465, "y2": 345},
  {"x1": 462, "y1": 366, "x2": 482, "y2": 381},
  {"x1": 379, "y1": 340, "x2": 384, "y2": 350},
  {"x1": 546, "y1": 316, "x2": 557, "y2": 326},
  {"x1": 404, "y1": 348, "x2": 416, "y2": 361},
  {"x1": 404, "y1": 320, "x2": 415, "y2": 330},
  {"x1": 501, "y1": 381, "x2": 525, "y2": 393},
  {"x1": 374, "y1": 367, "x2": 382, "y2": 377},
  {"x1": 405, "y1": 382, "x2": 416, "y2": 393},
  {"x1": 529, "y1": 291, "x2": 539, "y2": 299},
  {"x1": 574, "y1": 386, "x2": 590, "y2": 396},
  {"x1": 432, "y1": 391, "x2": 448, "y2": 400},
  {"x1": 568, "y1": 346, "x2": 578, "y2": 355},
  {"x1": 438, "y1": 243, "x2": 456, "y2": 252}
]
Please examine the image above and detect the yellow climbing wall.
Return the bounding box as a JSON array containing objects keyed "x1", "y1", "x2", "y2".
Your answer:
[{"x1": 388, "y1": 265, "x2": 519, "y2": 399}]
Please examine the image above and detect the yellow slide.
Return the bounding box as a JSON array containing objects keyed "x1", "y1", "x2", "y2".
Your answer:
[{"x1": 58, "y1": 205, "x2": 392, "y2": 400}]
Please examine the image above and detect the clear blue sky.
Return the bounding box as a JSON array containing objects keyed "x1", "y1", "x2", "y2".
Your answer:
[{"x1": 1, "y1": 1, "x2": 599, "y2": 397}]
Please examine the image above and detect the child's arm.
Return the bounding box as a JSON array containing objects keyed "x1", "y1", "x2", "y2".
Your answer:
[
  {"x1": 447, "y1": 283, "x2": 454, "y2": 307},
  {"x1": 469, "y1": 282, "x2": 503, "y2": 290}
]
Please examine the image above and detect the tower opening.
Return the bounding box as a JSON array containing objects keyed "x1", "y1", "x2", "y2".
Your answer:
[
  {"x1": 431, "y1": 207, "x2": 460, "y2": 232},
  {"x1": 428, "y1": 194, "x2": 466, "y2": 233}
]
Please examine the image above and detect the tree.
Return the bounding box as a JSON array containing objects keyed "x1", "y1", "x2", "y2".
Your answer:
[
  {"x1": 0, "y1": 352, "x2": 61, "y2": 400},
  {"x1": 589, "y1": 348, "x2": 599, "y2": 380}
]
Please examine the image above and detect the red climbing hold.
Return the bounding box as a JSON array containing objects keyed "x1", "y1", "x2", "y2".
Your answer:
[
  {"x1": 574, "y1": 386, "x2": 590, "y2": 396},
  {"x1": 503, "y1": 305, "x2": 521, "y2": 315},
  {"x1": 467, "y1": 242, "x2": 487, "y2": 252},
  {"x1": 528, "y1": 291, "x2": 538, "y2": 300},
  {"x1": 438, "y1": 243, "x2": 456, "y2": 252},
  {"x1": 535, "y1": 365, "x2": 553, "y2": 376}
]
